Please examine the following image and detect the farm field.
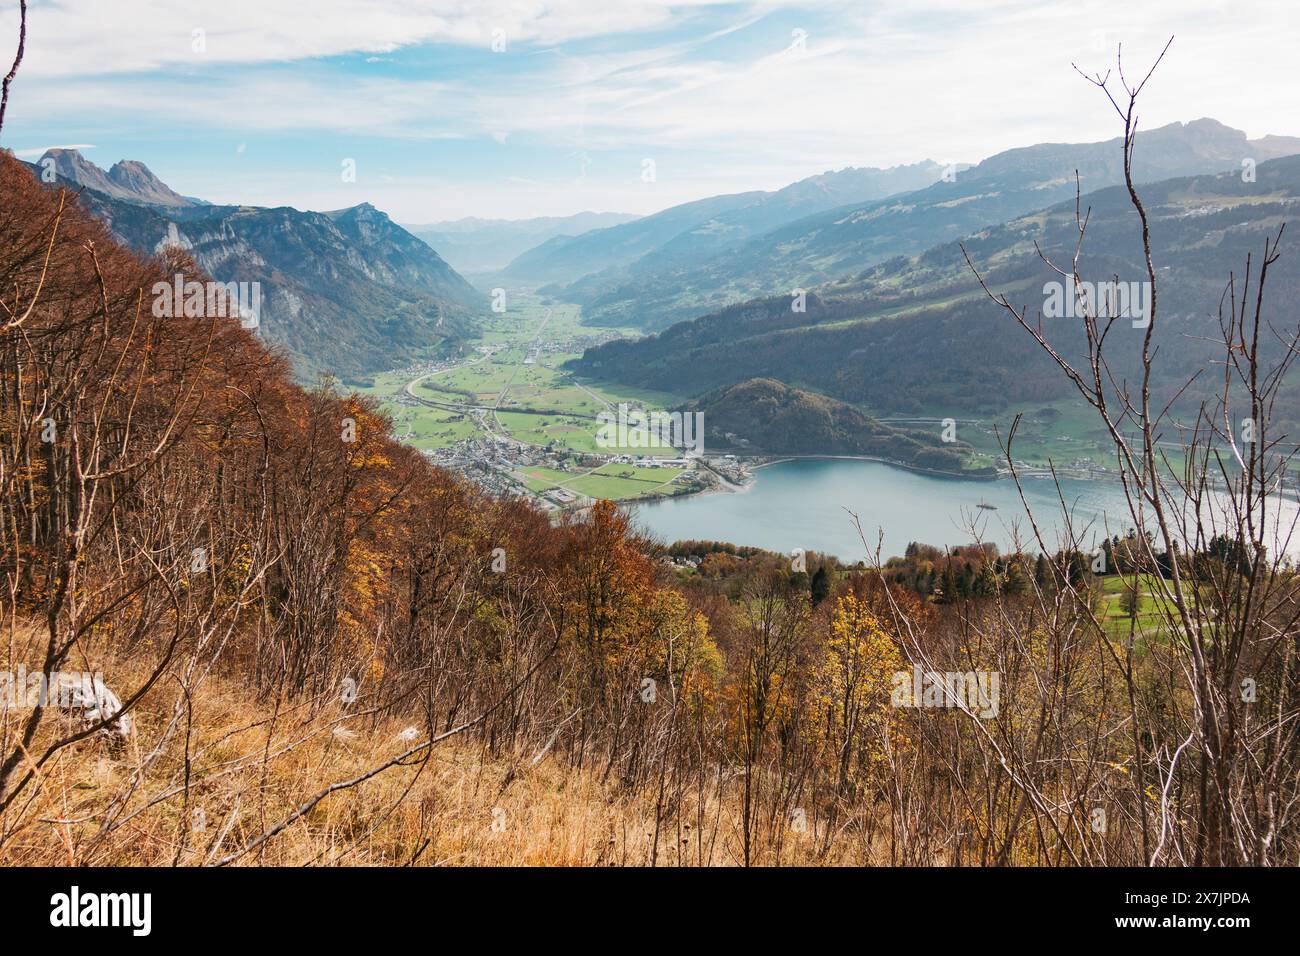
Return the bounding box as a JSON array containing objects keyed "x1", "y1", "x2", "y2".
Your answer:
[
  {"x1": 876, "y1": 399, "x2": 1115, "y2": 470},
  {"x1": 399, "y1": 407, "x2": 480, "y2": 451},
  {"x1": 518, "y1": 462, "x2": 687, "y2": 501},
  {"x1": 364, "y1": 296, "x2": 688, "y2": 456},
  {"x1": 495, "y1": 411, "x2": 605, "y2": 454},
  {"x1": 1096, "y1": 572, "x2": 1176, "y2": 642}
]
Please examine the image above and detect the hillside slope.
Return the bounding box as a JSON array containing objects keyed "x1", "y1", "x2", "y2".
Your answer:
[
  {"x1": 574, "y1": 153, "x2": 1300, "y2": 427},
  {"x1": 405, "y1": 211, "x2": 639, "y2": 275},
  {"x1": 32, "y1": 150, "x2": 486, "y2": 382},
  {"x1": 572, "y1": 120, "x2": 1300, "y2": 331},
  {"x1": 500, "y1": 162, "x2": 945, "y2": 288},
  {"x1": 685, "y1": 378, "x2": 986, "y2": 474}
]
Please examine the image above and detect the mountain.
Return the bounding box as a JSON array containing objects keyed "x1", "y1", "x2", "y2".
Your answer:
[
  {"x1": 405, "y1": 212, "x2": 639, "y2": 276},
  {"x1": 499, "y1": 161, "x2": 946, "y2": 288},
  {"x1": 621, "y1": 163, "x2": 950, "y2": 271},
  {"x1": 37, "y1": 148, "x2": 195, "y2": 207},
  {"x1": 499, "y1": 190, "x2": 768, "y2": 286},
  {"x1": 571, "y1": 119, "x2": 1300, "y2": 331},
  {"x1": 31, "y1": 150, "x2": 487, "y2": 382},
  {"x1": 684, "y1": 378, "x2": 986, "y2": 475},
  {"x1": 573, "y1": 152, "x2": 1300, "y2": 432}
]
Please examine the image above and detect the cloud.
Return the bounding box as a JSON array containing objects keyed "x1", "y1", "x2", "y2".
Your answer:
[
  {"x1": 16, "y1": 1, "x2": 1297, "y2": 149},
  {"x1": 11, "y1": 143, "x2": 97, "y2": 158},
  {"x1": 1, "y1": 0, "x2": 743, "y2": 77},
  {"x1": 4, "y1": 0, "x2": 1298, "y2": 220}
]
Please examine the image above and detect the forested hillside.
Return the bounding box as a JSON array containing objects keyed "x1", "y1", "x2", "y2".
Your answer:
[
  {"x1": 576, "y1": 154, "x2": 1300, "y2": 430},
  {"x1": 682, "y1": 378, "x2": 989, "y2": 475},
  {"x1": 31, "y1": 150, "x2": 487, "y2": 383},
  {"x1": 567, "y1": 119, "x2": 1300, "y2": 331}
]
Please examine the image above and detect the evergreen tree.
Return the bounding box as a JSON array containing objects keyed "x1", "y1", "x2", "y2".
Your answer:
[
  {"x1": 810, "y1": 565, "x2": 830, "y2": 606},
  {"x1": 940, "y1": 564, "x2": 958, "y2": 603},
  {"x1": 1034, "y1": 552, "x2": 1050, "y2": 589}
]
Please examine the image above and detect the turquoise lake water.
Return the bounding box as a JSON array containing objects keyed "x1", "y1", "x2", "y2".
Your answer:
[{"x1": 631, "y1": 458, "x2": 1299, "y2": 561}]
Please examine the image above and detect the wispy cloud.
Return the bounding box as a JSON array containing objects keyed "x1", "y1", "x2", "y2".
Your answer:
[
  {"x1": 2, "y1": 0, "x2": 1297, "y2": 220},
  {"x1": 11, "y1": 143, "x2": 97, "y2": 158},
  {"x1": 2, "y1": 0, "x2": 736, "y2": 77}
]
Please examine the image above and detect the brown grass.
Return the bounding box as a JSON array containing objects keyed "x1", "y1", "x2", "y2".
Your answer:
[{"x1": 1, "y1": 663, "x2": 846, "y2": 867}]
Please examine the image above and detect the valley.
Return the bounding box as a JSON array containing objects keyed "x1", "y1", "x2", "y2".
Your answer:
[
  {"x1": 360, "y1": 292, "x2": 1145, "y2": 520},
  {"x1": 359, "y1": 295, "x2": 727, "y2": 507}
]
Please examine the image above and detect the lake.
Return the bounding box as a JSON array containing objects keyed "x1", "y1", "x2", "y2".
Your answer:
[{"x1": 631, "y1": 458, "x2": 1300, "y2": 562}]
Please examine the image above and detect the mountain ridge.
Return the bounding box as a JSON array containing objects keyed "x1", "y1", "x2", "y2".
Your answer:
[
  {"x1": 573, "y1": 151, "x2": 1300, "y2": 433},
  {"x1": 30, "y1": 151, "x2": 487, "y2": 382},
  {"x1": 567, "y1": 119, "x2": 1300, "y2": 331},
  {"x1": 36, "y1": 148, "x2": 195, "y2": 207},
  {"x1": 499, "y1": 161, "x2": 947, "y2": 288},
  {"x1": 404, "y1": 211, "x2": 640, "y2": 276}
]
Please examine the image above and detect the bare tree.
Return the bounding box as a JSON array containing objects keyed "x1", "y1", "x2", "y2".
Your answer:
[
  {"x1": 962, "y1": 39, "x2": 1300, "y2": 865},
  {"x1": 0, "y1": 0, "x2": 26, "y2": 140}
]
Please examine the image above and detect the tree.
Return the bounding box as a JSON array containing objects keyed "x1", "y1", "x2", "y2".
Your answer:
[
  {"x1": 817, "y1": 593, "x2": 906, "y2": 818},
  {"x1": 0, "y1": 0, "x2": 26, "y2": 139},
  {"x1": 1119, "y1": 583, "x2": 1141, "y2": 618},
  {"x1": 963, "y1": 38, "x2": 1300, "y2": 865},
  {"x1": 810, "y1": 565, "x2": 831, "y2": 606}
]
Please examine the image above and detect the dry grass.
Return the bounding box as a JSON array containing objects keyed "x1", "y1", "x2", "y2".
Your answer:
[{"x1": 0, "y1": 665, "x2": 843, "y2": 867}]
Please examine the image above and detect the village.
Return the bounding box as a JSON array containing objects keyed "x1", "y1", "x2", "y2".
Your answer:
[
  {"x1": 359, "y1": 298, "x2": 757, "y2": 512},
  {"x1": 426, "y1": 432, "x2": 726, "y2": 511}
]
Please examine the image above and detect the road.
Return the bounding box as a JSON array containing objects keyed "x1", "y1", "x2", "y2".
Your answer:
[
  {"x1": 492, "y1": 307, "x2": 551, "y2": 410},
  {"x1": 404, "y1": 348, "x2": 495, "y2": 402}
]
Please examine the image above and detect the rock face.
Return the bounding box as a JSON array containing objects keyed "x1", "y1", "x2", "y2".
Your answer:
[
  {"x1": 106, "y1": 159, "x2": 194, "y2": 207},
  {"x1": 37, "y1": 149, "x2": 194, "y2": 207},
  {"x1": 28, "y1": 152, "x2": 487, "y2": 382}
]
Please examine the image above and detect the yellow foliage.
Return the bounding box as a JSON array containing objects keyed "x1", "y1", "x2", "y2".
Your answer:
[{"x1": 816, "y1": 593, "x2": 908, "y2": 779}]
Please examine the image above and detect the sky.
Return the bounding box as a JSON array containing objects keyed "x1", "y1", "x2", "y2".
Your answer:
[{"x1": 2, "y1": 0, "x2": 1298, "y2": 222}]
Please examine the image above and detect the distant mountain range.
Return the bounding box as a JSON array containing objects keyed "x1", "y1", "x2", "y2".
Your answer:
[
  {"x1": 404, "y1": 212, "x2": 639, "y2": 276},
  {"x1": 27, "y1": 116, "x2": 1300, "y2": 423},
  {"x1": 562, "y1": 119, "x2": 1300, "y2": 331},
  {"x1": 575, "y1": 148, "x2": 1300, "y2": 436},
  {"x1": 499, "y1": 161, "x2": 948, "y2": 289},
  {"x1": 30, "y1": 150, "x2": 486, "y2": 383}
]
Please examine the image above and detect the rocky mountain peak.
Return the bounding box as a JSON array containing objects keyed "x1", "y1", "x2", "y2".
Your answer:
[
  {"x1": 106, "y1": 159, "x2": 191, "y2": 207},
  {"x1": 36, "y1": 149, "x2": 194, "y2": 208}
]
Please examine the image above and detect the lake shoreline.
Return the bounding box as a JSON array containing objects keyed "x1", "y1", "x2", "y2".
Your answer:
[
  {"x1": 616, "y1": 452, "x2": 1091, "y2": 509},
  {"x1": 632, "y1": 456, "x2": 1300, "y2": 561},
  {"x1": 629, "y1": 456, "x2": 1132, "y2": 560},
  {"x1": 752, "y1": 453, "x2": 1001, "y2": 482}
]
